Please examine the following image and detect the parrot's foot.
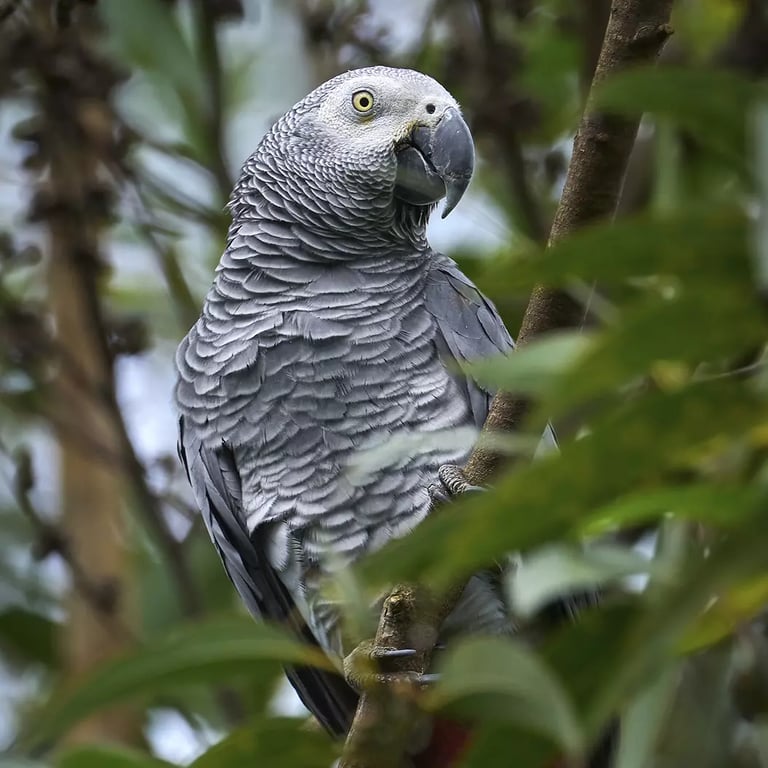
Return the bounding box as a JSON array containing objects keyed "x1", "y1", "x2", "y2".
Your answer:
[
  {"x1": 343, "y1": 639, "x2": 440, "y2": 693},
  {"x1": 428, "y1": 464, "x2": 485, "y2": 507}
]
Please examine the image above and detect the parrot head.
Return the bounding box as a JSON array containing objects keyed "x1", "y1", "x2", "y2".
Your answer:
[{"x1": 263, "y1": 67, "x2": 475, "y2": 224}]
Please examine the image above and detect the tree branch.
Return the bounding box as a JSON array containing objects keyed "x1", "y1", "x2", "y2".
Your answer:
[
  {"x1": 194, "y1": 0, "x2": 233, "y2": 205},
  {"x1": 340, "y1": 2, "x2": 673, "y2": 766}
]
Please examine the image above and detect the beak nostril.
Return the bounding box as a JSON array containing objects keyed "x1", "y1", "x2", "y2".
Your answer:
[{"x1": 425, "y1": 103, "x2": 436, "y2": 114}]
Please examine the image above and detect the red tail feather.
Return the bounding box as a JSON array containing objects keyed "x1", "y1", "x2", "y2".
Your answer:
[{"x1": 412, "y1": 718, "x2": 473, "y2": 768}]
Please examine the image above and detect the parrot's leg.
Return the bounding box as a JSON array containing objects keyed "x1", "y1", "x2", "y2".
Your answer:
[
  {"x1": 343, "y1": 639, "x2": 440, "y2": 692},
  {"x1": 342, "y1": 465, "x2": 481, "y2": 694},
  {"x1": 428, "y1": 464, "x2": 485, "y2": 507}
]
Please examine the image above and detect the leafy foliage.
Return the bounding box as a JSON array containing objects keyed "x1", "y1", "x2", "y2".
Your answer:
[{"x1": 1, "y1": 1, "x2": 767, "y2": 768}]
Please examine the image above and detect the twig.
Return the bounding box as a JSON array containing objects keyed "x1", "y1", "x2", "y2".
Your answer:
[
  {"x1": 123, "y1": 176, "x2": 200, "y2": 331},
  {"x1": 465, "y1": 3, "x2": 675, "y2": 484},
  {"x1": 0, "y1": 440, "x2": 135, "y2": 642},
  {"x1": 340, "y1": 2, "x2": 673, "y2": 766},
  {"x1": 474, "y1": 0, "x2": 548, "y2": 243},
  {"x1": 194, "y1": 0, "x2": 233, "y2": 205}
]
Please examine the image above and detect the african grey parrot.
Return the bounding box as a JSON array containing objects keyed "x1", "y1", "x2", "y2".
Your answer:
[{"x1": 175, "y1": 66, "x2": 558, "y2": 755}]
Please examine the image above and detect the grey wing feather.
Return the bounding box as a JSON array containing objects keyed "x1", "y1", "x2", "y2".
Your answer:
[
  {"x1": 177, "y1": 417, "x2": 358, "y2": 736},
  {"x1": 425, "y1": 255, "x2": 557, "y2": 451}
]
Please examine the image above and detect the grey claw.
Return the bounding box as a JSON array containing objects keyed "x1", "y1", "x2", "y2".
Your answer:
[
  {"x1": 371, "y1": 647, "x2": 418, "y2": 660},
  {"x1": 418, "y1": 673, "x2": 441, "y2": 685}
]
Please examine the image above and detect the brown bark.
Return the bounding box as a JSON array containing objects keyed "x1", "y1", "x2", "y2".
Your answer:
[
  {"x1": 50, "y1": 231, "x2": 140, "y2": 747},
  {"x1": 340, "y1": 2, "x2": 674, "y2": 767}
]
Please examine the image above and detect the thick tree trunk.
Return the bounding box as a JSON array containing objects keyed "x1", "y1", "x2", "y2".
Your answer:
[{"x1": 50, "y1": 232, "x2": 139, "y2": 747}]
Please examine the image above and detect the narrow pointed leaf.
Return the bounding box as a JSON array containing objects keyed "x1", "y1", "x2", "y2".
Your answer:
[
  {"x1": 361, "y1": 379, "x2": 766, "y2": 591},
  {"x1": 26, "y1": 617, "x2": 333, "y2": 748},
  {"x1": 57, "y1": 747, "x2": 174, "y2": 768},
  {"x1": 511, "y1": 544, "x2": 656, "y2": 618},
  {"x1": 483, "y1": 207, "x2": 749, "y2": 295},
  {"x1": 596, "y1": 67, "x2": 761, "y2": 165},
  {"x1": 189, "y1": 719, "x2": 338, "y2": 768}
]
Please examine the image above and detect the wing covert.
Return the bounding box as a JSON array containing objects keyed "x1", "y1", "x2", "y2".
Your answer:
[{"x1": 425, "y1": 255, "x2": 557, "y2": 451}]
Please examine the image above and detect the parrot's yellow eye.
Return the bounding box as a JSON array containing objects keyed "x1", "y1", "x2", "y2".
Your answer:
[{"x1": 352, "y1": 90, "x2": 374, "y2": 113}]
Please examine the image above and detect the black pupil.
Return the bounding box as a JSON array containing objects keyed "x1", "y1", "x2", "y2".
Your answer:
[
  {"x1": 358, "y1": 96, "x2": 370, "y2": 108},
  {"x1": 426, "y1": 103, "x2": 436, "y2": 114}
]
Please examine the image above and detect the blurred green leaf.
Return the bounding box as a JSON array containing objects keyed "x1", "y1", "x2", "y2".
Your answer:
[
  {"x1": 26, "y1": 616, "x2": 334, "y2": 747},
  {"x1": 511, "y1": 544, "x2": 655, "y2": 618},
  {"x1": 754, "y1": 100, "x2": 768, "y2": 293},
  {"x1": 0, "y1": 607, "x2": 57, "y2": 667},
  {"x1": 458, "y1": 723, "x2": 558, "y2": 768},
  {"x1": 519, "y1": 13, "x2": 581, "y2": 139},
  {"x1": 543, "y1": 288, "x2": 767, "y2": 419},
  {"x1": 100, "y1": 0, "x2": 200, "y2": 106},
  {"x1": 469, "y1": 285, "x2": 766, "y2": 426},
  {"x1": 464, "y1": 331, "x2": 592, "y2": 398},
  {"x1": 583, "y1": 484, "x2": 767, "y2": 536},
  {"x1": 360, "y1": 379, "x2": 765, "y2": 592},
  {"x1": 682, "y1": 573, "x2": 768, "y2": 653},
  {"x1": 57, "y1": 746, "x2": 174, "y2": 768},
  {"x1": 673, "y1": 0, "x2": 743, "y2": 60},
  {"x1": 646, "y1": 648, "x2": 736, "y2": 768},
  {"x1": 189, "y1": 719, "x2": 337, "y2": 768},
  {"x1": 483, "y1": 206, "x2": 750, "y2": 296},
  {"x1": 595, "y1": 67, "x2": 762, "y2": 166},
  {"x1": 428, "y1": 636, "x2": 584, "y2": 758},
  {"x1": 99, "y1": 0, "x2": 208, "y2": 159},
  {"x1": 585, "y1": 513, "x2": 768, "y2": 735},
  {"x1": 614, "y1": 662, "x2": 681, "y2": 768}
]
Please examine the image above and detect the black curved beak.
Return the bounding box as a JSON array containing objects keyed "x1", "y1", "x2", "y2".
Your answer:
[{"x1": 394, "y1": 106, "x2": 474, "y2": 218}]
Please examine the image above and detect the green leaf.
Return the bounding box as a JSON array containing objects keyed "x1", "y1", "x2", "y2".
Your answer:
[
  {"x1": 25, "y1": 617, "x2": 334, "y2": 748},
  {"x1": 543, "y1": 287, "x2": 767, "y2": 419},
  {"x1": 0, "y1": 607, "x2": 57, "y2": 667},
  {"x1": 464, "y1": 331, "x2": 592, "y2": 398},
  {"x1": 360, "y1": 378, "x2": 766, "y2": 592},
  {"x1": 583, "y1": 484, "x2": 768, "y2": 536},
  {"x1": 636, "y1": 648, "x2": 736, "y2": 768},
  {"x1": 57, "y1": 746, "x2": 174, "y2": 768},
  {"x1": 586, "y1": 512, "x2": 768, "y2": 735},
  {"x1": 753, "y1": 100, "x2": 768, "y2": 293},
  {"x1": 469, "y1": 286, "x2": 766, "y2": 425},
  {"x1": 511, "y1": 544, "x2": 656, "y2": 618},
  {"x1": 427, "y1": 636, "x2": 584, "y2": 758},
  {"x1": 595, "y1": 67, "x2": 762, "y2": 166},
  {"x1": 482, "y1": 206, "x2": 750, "y2": 296},
  {"x1": 614, "y1": 662, "x2": 682, "y2": 768},
  {"x1": 189, "y1": 719, "x2": 338, "y2": 768},
  {"x1": 682, "y1": 573, "x2": 768, "y2": 653},
  {"x1": 100, "y1": 0, "x2": 200, "y2": 105},
  {"x1": 458, "y1": 724, "x2": 558, "y2": 768}
]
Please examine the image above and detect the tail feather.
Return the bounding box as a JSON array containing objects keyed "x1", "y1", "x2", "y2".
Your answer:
[{"x1": 412, "y1": 718, "x2": 473, "y2": 768}]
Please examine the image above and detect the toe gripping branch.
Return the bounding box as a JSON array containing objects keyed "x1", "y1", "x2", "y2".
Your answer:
[
  {"x1": 428, "y1": 464, "x2": 486, "y2": 508},
  {"x1": 344, "y1": 640, "x2": 443, "y2": 692}
]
